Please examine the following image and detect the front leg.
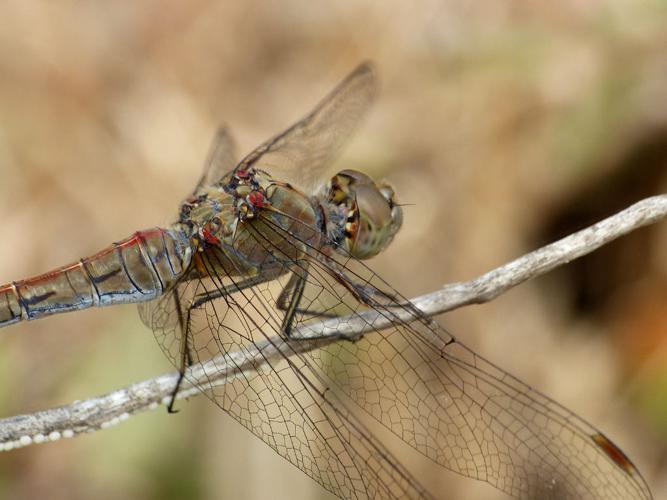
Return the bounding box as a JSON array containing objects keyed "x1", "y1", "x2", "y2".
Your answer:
[
  {"x1": 277, "y1": 255, "x2": 413, "y2": 342},
  {"x1": 277, "y1": 260, "x2": 374, "y2": 339},
  {"x1": 318, "y1": 257, "x2": 407, "y2": 310}
]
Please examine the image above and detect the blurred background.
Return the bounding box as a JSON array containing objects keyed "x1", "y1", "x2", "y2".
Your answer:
[{"x1": 0, "y1": 1, "x2": 666, "y2": 499}]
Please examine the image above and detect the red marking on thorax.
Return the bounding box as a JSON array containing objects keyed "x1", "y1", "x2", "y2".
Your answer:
[
  {"x1": 235, "y1": 168, "x2": 251, "y2": 179},
  {"x1": 248, "y1": 190, "x2": 269, "y2": 208},
  {"x1": 201, "y1": 228, "x2": 220, "y2": 245}
]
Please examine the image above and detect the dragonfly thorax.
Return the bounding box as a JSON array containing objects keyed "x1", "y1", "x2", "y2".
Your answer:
[
  {"x1": 179, "y1": 167, "x2": 276, "y2": 248},
  {"x1": 320, "y1": 169, "x2": 403, "y2": 260},
  {"x1": 178, "y1": 167, "x2": 324, "y2": 282},
  {"x1": 179, "y1": 187, "x2": 237, "y2": 247}
]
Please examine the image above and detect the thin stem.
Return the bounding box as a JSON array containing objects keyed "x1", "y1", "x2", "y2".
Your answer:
[{"x1": 0, "y1": 194, "x2": 665, "y2": 450}]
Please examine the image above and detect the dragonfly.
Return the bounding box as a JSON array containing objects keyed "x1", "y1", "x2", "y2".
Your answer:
[{"x1": 0, "y1": 63, "x2": 653, "y2": 500}]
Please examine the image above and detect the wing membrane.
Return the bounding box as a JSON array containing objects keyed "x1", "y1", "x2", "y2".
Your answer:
[
  {"x1": 236, "y1": 63, "x2": 377, "y2": 192},
  {"x1": 193, "y1": 126, "x2": 238, "y2": 193},
  {"x1": 140, "y1": 207, "x2": 652, "y2": 499},
  {"x1": 244, "y1": 212, "x2": 653, "y2": 500},
  {"x1": 140, "y1": 254, "x2": 431, "y2": 499}
]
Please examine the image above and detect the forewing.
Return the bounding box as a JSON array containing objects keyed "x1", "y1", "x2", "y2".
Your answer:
[
  {"x1": 237, "y1": 63, "x2": 376, "y2": 192},
  {"x1": 138, "y1": 263, "x2": 430, "y2": 500},
  {"x1": 193, "y1": 126, "x2": 238, "y2": 193},
  {"x1": 249, "y1": 212, "x2": 653, "y2": 500}
]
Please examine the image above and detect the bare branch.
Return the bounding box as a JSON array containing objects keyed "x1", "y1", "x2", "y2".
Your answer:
[{"x1": 1, "y1": 194, "x2": 665, "y2": 450}]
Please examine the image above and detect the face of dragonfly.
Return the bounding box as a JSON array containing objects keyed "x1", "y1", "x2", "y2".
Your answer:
[{"x1": 322, "y1": 169, "x2": 403, "y2": 260}]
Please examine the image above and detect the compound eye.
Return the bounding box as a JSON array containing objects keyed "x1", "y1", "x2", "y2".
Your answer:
[
  {"x1": 378, "y1": 184, "x2": 396, "y2": 205},
  {"x1": 390, "y1": 204, "x2": 403, "y2": 233},
  {"x1": 326, "y1": 170, "x2": 375, "y2": 205},
  {"x1": 337, "y1": 169, "x2": 372, "y2": 184},
  {"x1": 355, "y1": 184, "x2": 392, "y2": 227},
  {"x1": 344, "y1": 186, "x2": 391, "y2": 259},
  {"x1": 326, "y1": 174, "x2": 349, "y2": 204},
  {"x1": 325, "y1": 170, "x2": 403, "y2": 260}
]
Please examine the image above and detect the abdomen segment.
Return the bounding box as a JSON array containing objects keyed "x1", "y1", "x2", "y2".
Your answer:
[{"x1": 0, "y1": 227, "x2": 191, "y2": 327}]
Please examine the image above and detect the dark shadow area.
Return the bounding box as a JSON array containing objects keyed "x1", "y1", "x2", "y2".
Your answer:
[{"x1": 535, "y1": 128, "x2": 667, "y2": 319}]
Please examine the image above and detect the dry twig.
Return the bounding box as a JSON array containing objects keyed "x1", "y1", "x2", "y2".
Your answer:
[{"x1": 0, "y1": 194, "x2": 665, "y2": 450}]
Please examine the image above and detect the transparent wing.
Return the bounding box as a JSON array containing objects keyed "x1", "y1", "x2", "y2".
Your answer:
[
  {"x1": 236, "y1": 63, "x2": 376, "y2": 192},
  {"x1": 241, "y1": 212, "x2": 653, "y2": 500},
  {"x1": 193, "y1": 126, "x2": 238, "y2": 193},
  {"x1": 139, "y1": 204, "x2": 652, "y2": 500},
  {"x1": 139, "y1": 264, "x2": 432, "y2": 500}
]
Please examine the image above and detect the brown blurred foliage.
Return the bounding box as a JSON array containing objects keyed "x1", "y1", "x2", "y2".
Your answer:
[{"x1": 0, "y1": 1, "x2": 666, "y2": 499}]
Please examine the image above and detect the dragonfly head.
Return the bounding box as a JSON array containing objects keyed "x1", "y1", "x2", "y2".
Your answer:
[{"x1": 324, "y1": 169, "x2": 403, "y2": 260}]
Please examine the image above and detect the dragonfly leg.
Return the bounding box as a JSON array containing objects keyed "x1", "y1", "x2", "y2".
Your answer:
[
  {"x1": 322, "y1": 258, "x2": 408, "y2": 309},
  {"x1": 167, "y1": 288, "x2": 191, "y2": 413},
  {"x1": 351, "y1": 283, "x2": 403, "y2": 308},
  {"x1": 191, "y1": 274, "x2": 271, "y2": 309},
  {"x1": 276, "y1": 269, "x2": 338, "y2": 319},
  {"x1": 167, "y1": 274, "x2": 276, "y2": 412},
  {"x1": 277, "y1": 264, "x2": 346, "y2": 339},
  {"x1": 278, "y1": 271, "x2": 306, "y2": 338},
  {"x1": 167, "y1": 329, "x2": 193, "y2": 414},
  {"x1": 277, "y1": 260, "x2": 409, "y2": 341}
]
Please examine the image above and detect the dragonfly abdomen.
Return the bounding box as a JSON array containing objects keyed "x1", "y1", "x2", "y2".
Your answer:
[{"x1": 0, "y1": 227, "x2": 191, "y2": 327}]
